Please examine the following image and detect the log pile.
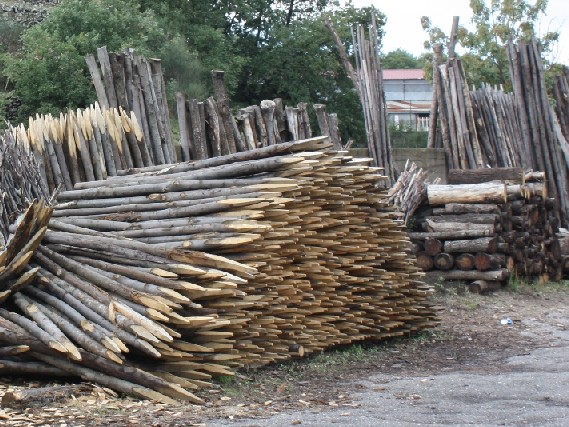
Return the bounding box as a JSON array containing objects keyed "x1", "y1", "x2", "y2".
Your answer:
[
  {"x1": 0, "y1": 136, "x2": 439, "y2": 402},
  {"x1": 409, "y1": 168, "x2": 561, "y2": 290},
  {"x1": 429, "y1": 39, "x2": 569, "y2": 225}
]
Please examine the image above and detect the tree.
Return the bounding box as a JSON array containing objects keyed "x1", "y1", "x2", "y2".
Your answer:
[
  {"x1": 382, "y1": 49, "x2": 424, "y2": 69},
  {"x1": 233, "y1": 5, "x2": 386, "y2": 145},
  {"x1": 1, "y1": 0, "x2": 203, "y2": 122},
  {"x1": 421, "y1": 0, "x2": 559, "y2": 86}
]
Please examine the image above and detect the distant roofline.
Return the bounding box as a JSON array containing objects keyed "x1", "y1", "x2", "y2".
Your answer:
[{"x1": 382, "y1": 68, "x2": 425, "y2": 80}]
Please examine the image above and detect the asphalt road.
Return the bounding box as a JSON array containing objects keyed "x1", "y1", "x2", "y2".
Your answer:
[{"x1": 206, "y1": 319, "x2": 569, "y2": 427}]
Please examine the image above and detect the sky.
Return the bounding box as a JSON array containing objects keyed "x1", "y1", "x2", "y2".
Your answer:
[{"x1": 351, "y1": 0, "x2": 569, "y2": 64}]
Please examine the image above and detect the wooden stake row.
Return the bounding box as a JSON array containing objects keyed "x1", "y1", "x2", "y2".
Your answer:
[
  {"x1": 0, "y1": 131, "x2": 50, "y2": 243},
  {"x1": 175, "y1": 88, "x2": 342, "y2": 164},
  {"x1": 10, "y1": 105, "x2": 147, "y2": 194}
]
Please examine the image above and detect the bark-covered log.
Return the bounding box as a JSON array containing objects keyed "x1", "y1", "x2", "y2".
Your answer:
[
  {"x1": 423, "y1": 238, "x2": 443, "y2": 256},
  {"x1": 447, "y1": 168, "x2": 524, "y2": 185},
  {"x1": 432, "y1": 203, "x2": 501, "y2": 215},
  {"x1": 416, "y1": 252, "x2": 434, "y2": 271},
  {"x1": 474, "y1": 252, "x2": 506, "y2": 271},
  {"x1": 407, "y1": 230, "x2": 495, "y2": 240},
  {"x1": 425, "y1": 268, "x2": 509, "y2": 281},
  {"x1": 455, "y1": 253, "x2": 475, "y2": 271},
  {"x1": 427, "y1": 183, "x2": 507, "y2": 205},
  {"x1": 468, "y1": 280, "x2": 502, "y2": 294},
  {"x1": 444, "y1": 237, "x2": 498, "y2": 253}
]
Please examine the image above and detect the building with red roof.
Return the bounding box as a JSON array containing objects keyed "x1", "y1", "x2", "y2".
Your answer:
[{"x1": 382, "y1": 68, "x2": 432, "y2": 132}]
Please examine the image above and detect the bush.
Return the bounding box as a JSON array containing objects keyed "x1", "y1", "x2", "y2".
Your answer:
[{"x1": 2, "y1": 0, "x2": 206, "y2": 123}]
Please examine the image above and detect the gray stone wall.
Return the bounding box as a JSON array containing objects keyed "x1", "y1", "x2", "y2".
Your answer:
[{"x1": 0, "y1": 1, "x2": 59, "y2": 26}]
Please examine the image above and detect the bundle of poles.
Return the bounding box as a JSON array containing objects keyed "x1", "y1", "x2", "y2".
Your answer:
[
  {"x1": 409, "y1": 167, "x2": 561, "y2": 290},
  {"x1": 0, "y1": 135, "x2": 440, "y2": 402},
  {"x1": 428, "y1": 38, "x2": 569, "y2": 226},
  {"x1": 324, "y1": 15, "x2": 394, "y2": 182},
  {"x1": 387, "y1": 161, "x2": 437, "y2": 225}
]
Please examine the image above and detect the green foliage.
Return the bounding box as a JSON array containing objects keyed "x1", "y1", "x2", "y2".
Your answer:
[
  {"x1": 2, "y1": 0, "x2": 204, "y2": 122},
  {"x1": 233, "y1": 6, "x2": 385, "y2": 145},
  {"x1": 421, "y1": 0, "x2": 560, "y2": 87},
  {"x1": 161, "y1": 36, "x2": 207, "y2": 101},
  {"x1": 0, "y1": 18, "x2": 25, "y2": 120},
  {"x1": 382, "y1": 49, "x2": 424, "y2": 69},
  {"x1": 390, "y1": 130, "x2": 428, "y2": 149},
  {"x1": 1, "y1": 0, "x2": 388, "y2": 142},
  {"x1": 0, "y1": 18, "x2": 25, "y2": 54}
]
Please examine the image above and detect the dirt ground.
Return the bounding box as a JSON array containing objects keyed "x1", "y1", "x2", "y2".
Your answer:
[{"x1": 2, "y1": 282, "x2": 569, "y2": 427}]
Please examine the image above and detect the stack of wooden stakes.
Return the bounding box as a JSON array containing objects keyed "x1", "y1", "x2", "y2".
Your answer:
[
  {"x1": 0, "y1": 130, "x2": 50, "y2": 242},
  {"x1": 11, "y1": 105, "x2": 146, "y2": 194},
  {"x1": 409, "y1": 168, "x2": 561, "y2": 292},
  {"x1": 553, "y1": 66, "x2": 569, "y2": 156},
  {"x1": 0, "y1": 136, "x2": 440, "y2": 402},
  {"x1": 387, "y1": 161, "x2": 439, "y2": 225},
  {"x1": 506, "y1": 40, "x2": 569, "y2": 226},
  {"x1": 175, "y1": 76, "x2": 343, "y2": 162}
]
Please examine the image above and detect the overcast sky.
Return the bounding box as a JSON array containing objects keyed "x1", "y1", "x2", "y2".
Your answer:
[{"x1": 351, "y1": 0, "x2": 569, "y2": 64}]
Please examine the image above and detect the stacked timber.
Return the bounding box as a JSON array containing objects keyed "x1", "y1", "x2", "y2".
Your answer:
[
  {"x1": 553, "y1": 66, "x2": 569, "y2": 159},
  {"x1": 410, "y1": 168, "x2": 560, "y2": 290},
  {"x1": 0, "y1": 136, "x2": 440, "y2": 402},
  {"x1": 86, "y1": 50, "x2": 344, "y2": 164},
  {"x1": 469, "y1": 85, "x2": 523, "y2": 168},
  {"x1": 387, "y1": 161, "x2": 439, "y2": 225},
  {"x1": 506, "y1": 40, "x2": 569, "y2": 226},
  {"x1": 0, "y1": 130, "x2": 50, "y2": 242},
  {"x1": 432, "y1": 58, "x2": 485, "y2": 170}
]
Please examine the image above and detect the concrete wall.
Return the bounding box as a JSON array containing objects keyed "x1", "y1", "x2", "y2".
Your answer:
[{"x1": 349, "y1": 147, "x2": 448, "y2": 184}]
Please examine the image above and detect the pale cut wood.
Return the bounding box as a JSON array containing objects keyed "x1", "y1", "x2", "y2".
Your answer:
[{"x1": 427, "y1": 183, "x2": 508, "y2": 205}]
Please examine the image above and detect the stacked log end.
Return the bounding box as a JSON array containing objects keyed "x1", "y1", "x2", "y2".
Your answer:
[
  {"x1": 0, "y1": 136, "x2": 440, "y2": 403},
  {"x1": 410, "y1": 168, "x2": 560, "y2": 292}
]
